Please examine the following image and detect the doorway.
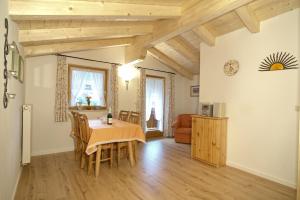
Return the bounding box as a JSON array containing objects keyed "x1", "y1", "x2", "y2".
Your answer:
[{"x1": 145, "y1": 75, "x2": 165, "y2": 139}]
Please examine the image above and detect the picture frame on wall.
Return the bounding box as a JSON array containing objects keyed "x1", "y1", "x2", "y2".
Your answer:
[
  {"x1": 190, "y1": 85, "x2": 199, "y2": 97},
  {"x1": 18, "y1": 56, "x2": 24, "y2": 83}
]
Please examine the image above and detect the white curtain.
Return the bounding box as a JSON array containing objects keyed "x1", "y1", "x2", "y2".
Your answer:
[
  {"x1": 146, "y1": 78, "x2": 164, "y2": 131},
  {"x1": 91, "y1": 72, "x2": 105, "y2": 106},
  {"x1": 55, "y1": 56, "x2": 68, "y2": 122},
  {"x1": 70, "y1": 70, "x2": 88, "y2": 106}
]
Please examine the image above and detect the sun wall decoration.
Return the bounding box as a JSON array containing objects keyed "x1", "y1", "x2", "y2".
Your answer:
[{"x1": 259, "y1": 52, "x2": 298, "y2": 71}]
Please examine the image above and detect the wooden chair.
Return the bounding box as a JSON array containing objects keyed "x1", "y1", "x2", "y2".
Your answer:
[
  {"x1": 69, "y1": 111, "x2": 82, "y2": 161},
  {"x1": 128, "y1": 111, "x2": 140, "y2": 124},
  {"x1": 117, "y1": 111, "x2": 140, "y2": 166},
  {"x1": 118, "y1": 110, "x2": 130, "y2": 121},
  {"x1": 78, "y1": 114, "x2": 113, "y2": 176}
]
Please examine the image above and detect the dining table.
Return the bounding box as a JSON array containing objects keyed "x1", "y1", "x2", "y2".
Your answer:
[{"x1": 87, "y1": 118, "x2": 146, "y2": 176}]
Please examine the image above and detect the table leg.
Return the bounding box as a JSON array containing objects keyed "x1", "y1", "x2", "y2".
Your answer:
[
  {"x1": 95, "y1": 145, "x2": 102, "y2": 177},
  {"x1": 128, "y1": 141, "x2": 135, "y2": 167},
  {"x1": 133, "y1": 140, "x2": 137, "y2": 162},
  {"x1": 88, "y1": 154, "x2": 93, "y2": 175},
  {"x1": 117, "y1": 143, "x2": 121, "y2": 167},
  {"x1": 110, "y1": 143, "x2": 113, "y2": 168}
]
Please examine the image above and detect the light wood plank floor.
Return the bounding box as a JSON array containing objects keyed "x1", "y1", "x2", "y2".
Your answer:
[{"x1": 15, "y1": 139, "x2": 296, "y2": 200}]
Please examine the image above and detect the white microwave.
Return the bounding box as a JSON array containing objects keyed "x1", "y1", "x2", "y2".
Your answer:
[
  {"x1": 199, "y1": 103, "x2": 213, "y2": 116},
  {"x1": 199, "y1": 102, "x2": 226, "y2": 117}
]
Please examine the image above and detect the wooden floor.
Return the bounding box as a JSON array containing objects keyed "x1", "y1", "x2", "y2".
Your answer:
[{"x1": 15, "y1": 139, "x2": 296, "y2": 200}]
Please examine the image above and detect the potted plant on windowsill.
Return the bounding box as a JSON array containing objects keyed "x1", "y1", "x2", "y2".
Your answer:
[{"x1": 86, "y1": 96, "x2": 92, "y2": 110}]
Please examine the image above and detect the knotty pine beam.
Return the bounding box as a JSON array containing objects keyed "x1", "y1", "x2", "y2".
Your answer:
[
  {"x1": 149, "y1": 0, "x2": 254, "y2": 46},
  {"x1": 19, "y1": 23, "x2": 153, "y2": 45},
  {"x1": 24, "y1": 37, "x2": 134, "y2": 57},
  {"x1": 147, "y1": 48, "x2": 194, "y2": 79},
  {"x1": 192, "y1": 26, "x2": 215, "y2": 46},
  {"x1": 127, "y1": 0, "x2": 254, "y2": 63},
  {"x1": 235, "y1": 5, "x2": 260, "y2": 33},
  {"x1": 9, "y1": 0, "x2": 181, "y2": 20},
  {"x1": 166, "y1": 36, "x2": 200, "y2": 64}
]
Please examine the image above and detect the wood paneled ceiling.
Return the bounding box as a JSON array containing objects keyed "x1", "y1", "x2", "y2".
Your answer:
[{"x1": 9, "y1": 0, "x2": 300, "y2": 79}]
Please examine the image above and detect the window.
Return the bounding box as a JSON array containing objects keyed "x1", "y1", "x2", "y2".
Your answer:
[
  {"x1": 68, "y1": 64, "x2": 107, "y2": 110},
  {"x1": 146, "y1": 75, "x2": 165, "y2": 131}
]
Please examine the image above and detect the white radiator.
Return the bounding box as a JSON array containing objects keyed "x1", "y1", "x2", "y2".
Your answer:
[{"x1": 22, "y1": 104, "x2": 32, "y2": 165}]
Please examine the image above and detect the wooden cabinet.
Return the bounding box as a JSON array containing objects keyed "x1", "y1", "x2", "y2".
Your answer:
[{"x1": 191, "y1": 115, "x2": 227, "y2": 167}]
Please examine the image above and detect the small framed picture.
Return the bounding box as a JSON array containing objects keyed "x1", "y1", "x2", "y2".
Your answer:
[
  {"x1": 190, "y1": 85, "x2": 199, "y2": 97},
  {"x1": 18, "y1": 56, "x2": 24, "y2": 83}
]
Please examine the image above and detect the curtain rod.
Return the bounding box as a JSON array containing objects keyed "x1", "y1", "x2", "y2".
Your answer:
[
  {"x1": 55, "y1": 53, "x2": 123, "y2": 66},
  {"x1": 135, "y1": 66, "x2": 176, "y2": 75},
  {"x1": 55, "y1": 54, "x2": 175, "y2": 75}
]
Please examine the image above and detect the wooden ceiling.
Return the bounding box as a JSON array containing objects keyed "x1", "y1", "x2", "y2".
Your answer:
[{"x1": 9, "y1": 0, "x2": 300, "y2": 79}]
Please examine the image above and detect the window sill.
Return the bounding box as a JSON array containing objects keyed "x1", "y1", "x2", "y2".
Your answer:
[{"x1": 69, "y1": 106, "x2": 107, "y2": 111}]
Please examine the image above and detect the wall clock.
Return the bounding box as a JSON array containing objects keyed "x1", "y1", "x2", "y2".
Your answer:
[{"x1": 224, "y1": 60, "x2": 239, "y2": 76}]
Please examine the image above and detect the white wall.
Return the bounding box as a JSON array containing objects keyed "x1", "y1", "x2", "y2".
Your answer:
[
  {"x1": 200, "y1": 9, "x2": 300, "y2": 187},
  {"x1": 25, "y1": 47, "x2": 198, "y2": 156},
  {"x1": 0, "y1": 1, "x2": 25, "y2": 199}
]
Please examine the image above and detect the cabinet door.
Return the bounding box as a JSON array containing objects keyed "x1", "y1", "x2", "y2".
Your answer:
[
  {"x1": 211, "y1": 120, "x2": 221, "y2": 166},
  {"x1": 191, "y1": 118, "x2": 197, "y2": 158},
  {"x1": 197, "y1": 118, "x2": 212, "y2": 163},
  {"x1": 192, "y1": 118, "x2": 201, "y2": 158}
]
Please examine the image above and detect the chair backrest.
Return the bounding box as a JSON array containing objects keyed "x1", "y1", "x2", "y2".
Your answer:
[
  {"x1": 128, "y1": 111, "x2": 140, "y2": 125},
  {"x1": 68, "y1": 112, "x2": 75, "y2": 134},
  {"x1": 71, "y1": 111, "x2": 80, "y2": 138},
  {"x1": 78, "y1": 114, "x2": 91, "y2": 143},
  {"x1": 119, "y1": 110, "x2": 130, "y2": 122}
]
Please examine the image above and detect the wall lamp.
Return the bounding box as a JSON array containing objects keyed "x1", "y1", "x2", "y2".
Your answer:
[
  {"x1": 118, "y1": 64, "x2": 137, "y2": 90},
  {"x1": 7, "y1": 93, "x2": 16, "y2": 99}
]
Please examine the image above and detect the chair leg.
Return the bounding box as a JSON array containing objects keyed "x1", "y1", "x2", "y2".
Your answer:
[
  {"x1": 133, "y1": 141, "x2": 137, "y2": 162},
  {"x1": 80, "y1": 152, "x2": 86, "y2": 169},
  {"x1": 76, "y1": 139, "x2": 82, "y2": 161},
  {"x1": 88, "y1": 154, "x2": 94, "y2": 175},
  {"x1": 110, "y1": 144, "x2": 113, "y2": 168},
  {"x1": 128, "y1": 141, "x2": 135, "y2": 167},
  {"x1": 78, "y1": 143, "x2": 82, "y2": 162},
  {"x1": 74, "y1": 139, "x2": 78, "y2": 160}
]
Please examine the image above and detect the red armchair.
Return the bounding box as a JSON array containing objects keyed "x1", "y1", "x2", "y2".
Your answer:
[{"x1": 172, "y1": 114, "x2": 192, "y2": 144}]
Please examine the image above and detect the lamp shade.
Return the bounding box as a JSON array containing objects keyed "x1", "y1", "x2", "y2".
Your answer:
[{"x1": 118, "y1": 64, "x2": 137, "y2": 81}]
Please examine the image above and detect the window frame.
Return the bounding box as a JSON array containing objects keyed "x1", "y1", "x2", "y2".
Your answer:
[{"x1": 68, "y1": 64, "x2": 108, "y2": 111}]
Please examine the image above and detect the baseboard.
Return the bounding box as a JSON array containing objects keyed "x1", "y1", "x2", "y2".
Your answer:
[
  {"x1": 12, "y1": 166, "x2": 23, "y2": 200},
  {"x1": 31, "y1": 146, "x2": 74, "y2": 156},
  {"x1": 227, "y1": 161, "x2": 296, "y2": 189}
]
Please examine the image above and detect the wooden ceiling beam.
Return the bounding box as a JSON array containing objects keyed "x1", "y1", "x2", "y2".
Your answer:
[
  {"x1": 192, "y1": 26, "x2": 215, "y2": 46},
  {"x1": 148, "y1": 0, "x2": 255, "y2": 46},
  {"x1": 124, "y1": 35, "x2": 151, "y2": 64},
  {"x1": 24, "y1": 37, "x2": 134, "y2": 57},
  {"x1": 235, "y1": 5, "x2": 260, "y2": 33},
  {"x1": 126, "y1": 0, "x2": 254, "y2": 63},
  {"x1": 166, "y1": 36, "x2": 200, "y2": 64},
  {"x1": 16, "y1": 20, "x2": 154, "y2": 30},
  {"x1": 147, "y1": 47, "x2": 194, "y2": 79},
  {"x1": 9, "y1": 0, "x2": 181, "y2": 20},
  {"x1": 19, "y1": 23, "x2": 153, "y2": 45}
]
